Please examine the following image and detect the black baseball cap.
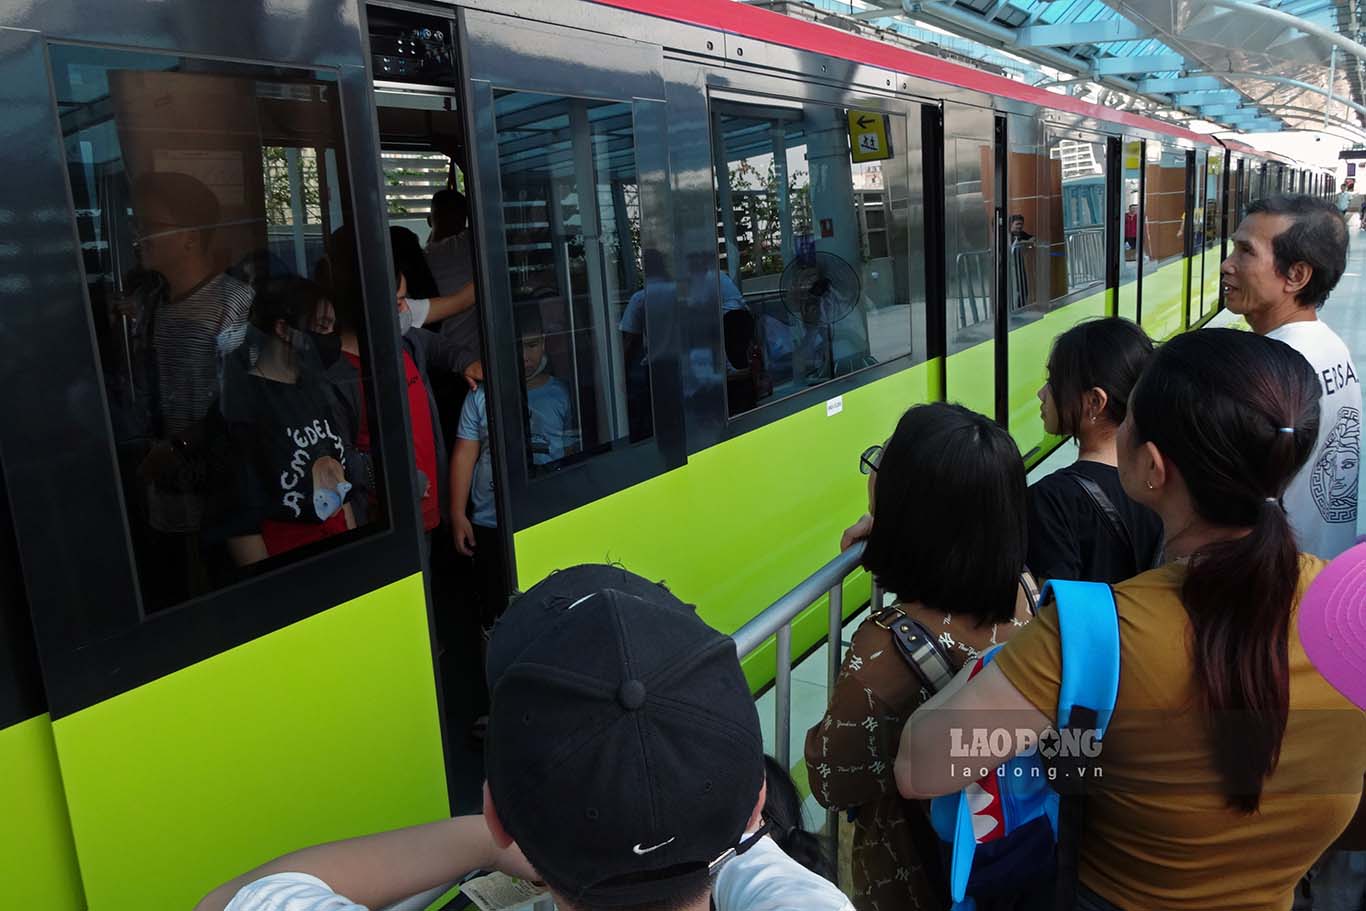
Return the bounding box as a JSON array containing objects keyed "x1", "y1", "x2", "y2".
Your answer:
[{"x1": 484, "y1": 565, "x2": 765, "y2": 907}]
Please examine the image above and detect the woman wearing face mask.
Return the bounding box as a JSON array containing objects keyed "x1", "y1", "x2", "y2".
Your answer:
[
  {"x1": 218, "y1": 278, "x2": 356, "y2": 565},
  {"x1": 897, "y1": 329, "x2": 1366, "y2": 911}
]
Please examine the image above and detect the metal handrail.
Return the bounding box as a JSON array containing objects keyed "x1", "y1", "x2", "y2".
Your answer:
[{"x1": 732, "y1": 541, "x2": 882, "y2": 877}]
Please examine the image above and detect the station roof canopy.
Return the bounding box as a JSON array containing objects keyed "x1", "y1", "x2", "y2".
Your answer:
[{"x1": 810, "y1": 0, "x2": 1366, "y2": 139}]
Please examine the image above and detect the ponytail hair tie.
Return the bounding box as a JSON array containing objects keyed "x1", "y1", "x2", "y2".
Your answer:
[
  {"x1": 1265, "y1": 497, "x2": 1278, "y2": 503},
  {"x1": 1277, "y1": 427, "x2": 1295, "y2": 433}
]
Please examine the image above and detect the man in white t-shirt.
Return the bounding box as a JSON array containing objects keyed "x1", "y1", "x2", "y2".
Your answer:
[
  {"x1": 197, "y1": 565, "x2": 853, "y2": 911},
  {"x1": 1223, "y1": 194, "x2": 1360, "y2": 561}
]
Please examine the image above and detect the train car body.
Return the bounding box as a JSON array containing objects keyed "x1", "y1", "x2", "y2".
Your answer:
[{"x1": 0, "y1": 1, "x2": 1332, "y2": 908}]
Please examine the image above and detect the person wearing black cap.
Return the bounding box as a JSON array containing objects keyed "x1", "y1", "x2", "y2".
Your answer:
[{"x1": 197, "y1": 565, "x2": 854, "y2": 911}]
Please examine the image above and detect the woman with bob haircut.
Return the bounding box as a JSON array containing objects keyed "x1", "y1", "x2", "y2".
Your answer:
[
  {"x1": 897, "y1": 329, "x2": 1366, "y2": 911},
  {"x1": 1029, "y1": 317, "x2": 1163, "y2": 584},
  {"x1": 805, "y1": 402, "x2": 1042, "y2": 911}
]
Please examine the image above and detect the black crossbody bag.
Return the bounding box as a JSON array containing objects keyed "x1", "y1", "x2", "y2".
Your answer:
[{"x1": 1065, "y1": 470, "x2": 1161, "y2": 575}]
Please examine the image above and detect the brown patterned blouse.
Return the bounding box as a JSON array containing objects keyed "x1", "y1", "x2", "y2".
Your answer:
[{"x1": 804, "y1": 578, "x2": 1037, "y2": 911}]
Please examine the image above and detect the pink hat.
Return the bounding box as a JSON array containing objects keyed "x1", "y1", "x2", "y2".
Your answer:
[{"x1": 1299, "y1": 542, "x2": 1366, "y2": 710}]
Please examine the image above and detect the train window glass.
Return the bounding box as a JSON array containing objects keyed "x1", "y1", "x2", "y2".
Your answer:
[
  {"x1": 1117, "y1": 139, "x2": 1142, "y2": 322},
  {"x1": 1043, "y1": 131, "x2": 1107, "y2": 305},
  {"x1": 50, "y1": 45, "x2": 382, "y2": 615},
  {"x1": 1189, "y1": 150, "x2": 1207, "y2": 326},
  {"x1": 383, "y1": 150, "x2": 458, "y2": 245},
  {"x1": 1140, "y1": 142, "x2": 1188, "y2": 339},
  {"x1": 1005, "y1": 122, "x2": 1112, "y2": 459},
  {"x1": 1201, "y1": 151, "x2": 1223, "y2": 320},
  {"x1": 491, "y1": 91, "x2": 642, "y2": 471},
  {"x1": 710, "y1": 100, "x2": 919, "y2": 417}
]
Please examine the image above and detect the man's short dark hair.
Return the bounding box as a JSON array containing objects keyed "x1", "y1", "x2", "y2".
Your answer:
[
  {"x1": 863, "y1": 403, "x2": 1027, "y2": 624},
  {"x1": 1245, "y1": 194, "x2": 1348, "y2": 309}
]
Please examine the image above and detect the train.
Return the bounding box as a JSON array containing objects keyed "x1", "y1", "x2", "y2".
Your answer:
[{"x1": 0, "y1": 0, "x2": 1332, "y2": 907}]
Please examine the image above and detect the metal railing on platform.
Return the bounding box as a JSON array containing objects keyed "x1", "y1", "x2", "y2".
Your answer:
[{"x1": 731, "y1": 541, "x2": 882, "y2": 874}]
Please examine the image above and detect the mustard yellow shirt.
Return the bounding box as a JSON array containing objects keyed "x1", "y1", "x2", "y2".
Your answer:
[{"x1": 992, "y1": 556, "x2": 1366, "y2": 910}]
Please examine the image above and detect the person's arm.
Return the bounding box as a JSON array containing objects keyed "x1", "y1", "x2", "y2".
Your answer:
[
  {"x1": 227, "y1": 534, "x2": 270, "y2": 566},
  {"x1": 805, "y1": 620, "x2": 919, "y2": 810},
  {"x1": 449, "y1": 438, "x2": 479, "y2": 556},
  {"x1": 840, "y1": 514, "x2": 872, "y2": 553},
  {"x1": 195, "y1": 815, "x2": 533, "y2": 911},
  {"x1": 425, "y1": 282, "x2": 475, "y2": 323}
]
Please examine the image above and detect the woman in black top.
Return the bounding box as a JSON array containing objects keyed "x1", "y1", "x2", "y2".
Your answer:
[{"x1": 1029, "y1": 317, "x2": 1163, "y2": 583}]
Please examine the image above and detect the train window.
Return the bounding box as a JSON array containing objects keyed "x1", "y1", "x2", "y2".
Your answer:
[
  {"x1": 1140, "y1": 142, "x2": 1188, "y2": 339},
  {"x1": 710, "y1": 99, "x2": 919, "y2": 417},
  {"x1": 1117, "y1": 139, "x2": 1142, "y2": 322},
  {"x1": 1201, "y1": 151, "x2": 1224, "y2": 320},
  {"x1": 1043, "y1": 131, "x2": 1107, "y2": 305},
  {"x1": 50, "y1": 45, "x2": 382, "y2": 615},
  {"x1": 490, "y1": 91, "x2": 640, "y2": 471}
]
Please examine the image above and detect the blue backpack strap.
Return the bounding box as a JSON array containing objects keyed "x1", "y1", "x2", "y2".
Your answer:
[{"x1": 1042, "y1": 580, "x2": 1120, "y2": 737}]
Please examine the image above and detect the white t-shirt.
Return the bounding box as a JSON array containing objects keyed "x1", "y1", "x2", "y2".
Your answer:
[
  {"x1": 222, "y1": 835, "x2": 852, "y2": 911},
  {"x1": 1268, "y1": 319, "x2": 1361, "y2": 559}
]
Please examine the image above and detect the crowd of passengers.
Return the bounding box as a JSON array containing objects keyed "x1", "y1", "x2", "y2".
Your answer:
[
  {"x1": 161, "y1": 191, "x2": 1362, "y2": 911},
  {"x1": 121, "y1": 174, "x2": 573, "y2": 651}
]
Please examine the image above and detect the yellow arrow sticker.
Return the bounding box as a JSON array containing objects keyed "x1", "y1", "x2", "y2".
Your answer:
[{"x1": 847, "y1": 110, "x2": 892, "y2": 163}]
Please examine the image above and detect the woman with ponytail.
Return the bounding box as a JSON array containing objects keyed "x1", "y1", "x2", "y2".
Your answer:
[{"x1": 895, "y1": 329, "x2": 1366, "y2": 910}]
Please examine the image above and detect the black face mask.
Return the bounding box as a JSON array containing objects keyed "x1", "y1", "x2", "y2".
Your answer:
[{"x1": 308, "y1": 331, "x2": 343, "y2": 369}]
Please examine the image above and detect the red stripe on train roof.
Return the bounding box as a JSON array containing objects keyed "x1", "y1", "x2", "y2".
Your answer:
[{"x1": 592, "y1": 0, "x2": 1219, "y2": 146}]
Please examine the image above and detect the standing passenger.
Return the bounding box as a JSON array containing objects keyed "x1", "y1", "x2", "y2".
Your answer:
[
  {"x1": 806, "y1": 403, "x2": 1040, "y2": 911},
  {"x1": 1029, "y1": 317, "x2": 1163, "y2": 583},
  {"x1": 131, "y1": 171, "x2": 254, "y2": 604},
  {"x1": 1222, "y1": 194, "x2": 1359, "y2": 560}
]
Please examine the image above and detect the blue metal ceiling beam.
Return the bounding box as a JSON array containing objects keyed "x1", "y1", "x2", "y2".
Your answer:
[
  {"x1": 1172, "y1": 90, "x2": 1243, "y2": 105},
  {"x1": 1091, "y1": 54, "x2": 1186, "y2": 75},
  {"x1": 1138, "y1": 76, "x2": 1226, "y2": 92},
  {"x1": 1198, "y1": 104, "x2": 1257, "y2": 117},
  {"x1": 1015, "y1": 18, "x2": 1151, "y2": 47}
]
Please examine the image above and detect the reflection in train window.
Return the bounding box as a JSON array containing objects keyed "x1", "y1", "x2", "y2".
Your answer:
[
  {"x1": 1117, "y1": 140, "x2": 1142, "y2": 322},
  {"x1": 710, "y1": 99, "x2": 918, "y2": 416},
  {"x1": 51, "y1": 45, "x2": 381, "y2": 615},
  {"x1": 491, "y1": 91, "x2": 638, "y2": 472},
  {"x1": 1143, "y1": 143, "x2": 1188, "y2": 273},
  {"x1": 1047, "y1": 132, "x2": 1106, "y2": 304}
]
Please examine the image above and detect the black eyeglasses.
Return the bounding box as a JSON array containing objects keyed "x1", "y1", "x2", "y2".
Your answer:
[{"x1": 859, "y1": 444, "x2": 883, "y2": 475}]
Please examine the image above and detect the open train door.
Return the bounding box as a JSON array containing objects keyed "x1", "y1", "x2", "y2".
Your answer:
[
  {"x1": 942, "y1": 102, "x2": 1007, "y2": 423},
  {"x1": 0, "y1": 6, "x2": 449, "y2": 908}
]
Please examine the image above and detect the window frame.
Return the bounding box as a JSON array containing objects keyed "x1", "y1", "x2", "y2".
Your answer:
[
  {"x1": 459, "y1": 9, "x2": 685, "y2": 534},
  {"x1": 0, "y1": 36, "x2": 425, "y2": 719},
  {"x1": 696, "y1": 72, "x2": 932, "y2": 441}
]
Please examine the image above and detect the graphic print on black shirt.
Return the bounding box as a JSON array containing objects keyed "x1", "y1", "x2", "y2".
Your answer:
[
  {"x1": 1027, "y1": 460, "x2": 1164, "y2": 584},
  {"x1": 226, "y1": 374, "x2": 350, "y2": 528}
]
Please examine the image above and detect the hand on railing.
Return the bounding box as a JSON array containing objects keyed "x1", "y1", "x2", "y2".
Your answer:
[{"x1": 840, "y1": 514, "x2": 873, "y2": 552}]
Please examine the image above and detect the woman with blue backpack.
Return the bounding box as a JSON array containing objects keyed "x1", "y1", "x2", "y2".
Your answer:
[
  {"x1": 805, "y1": 402, "x2": 1043, "y2": 911},
  {"x1": 897, "y1": 329, "x2": 1366, "y2": 910}
]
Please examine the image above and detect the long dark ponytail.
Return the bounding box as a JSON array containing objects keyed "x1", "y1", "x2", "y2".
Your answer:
[{"x1": 1128, "y1": 329, "x2": 1320, "y2": 812}]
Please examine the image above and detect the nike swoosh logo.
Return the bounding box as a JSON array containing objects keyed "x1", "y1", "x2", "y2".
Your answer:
[{"x1": 632, "y1": 837, "x2": 676, "y2": 855}]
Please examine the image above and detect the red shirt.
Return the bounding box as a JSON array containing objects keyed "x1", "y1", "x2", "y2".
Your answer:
[
  {"x1": 343, "y1": 349, "x2": 439, "y2": 530},
  {"x1": 404, "y1": 349, "x2": 440, "y2": 531},
  {"x1": 261, "y1": 513, "x2": 349, "y2": 556}
]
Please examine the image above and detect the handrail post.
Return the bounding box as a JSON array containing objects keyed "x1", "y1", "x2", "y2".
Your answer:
[
  {"x1": 774, "y1": 623, "x2": 792, "y2": 769},
  {"x1": 826, "y1": 579, "x2": 844, "y2": 879}
]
